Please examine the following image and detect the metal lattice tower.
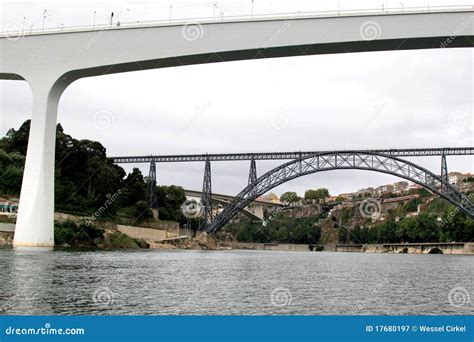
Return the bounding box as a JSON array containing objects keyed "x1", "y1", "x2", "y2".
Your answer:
[
  {"x1": 248, "y1": 158, "x2": 257, "y2": 186},
  {"x1": 146, "y1": 161, "x2": 157, "y2": 208},
  {"x1": 199, "y1": 158, "x2": 213, "y2": 231},
  {"x1": 441, "y1": 153, "x2": 448, "y2": 183}
]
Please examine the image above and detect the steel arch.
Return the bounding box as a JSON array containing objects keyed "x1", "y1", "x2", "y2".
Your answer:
[{"x1": 207, "y1": 151, "x2": 474, "y2": 233}]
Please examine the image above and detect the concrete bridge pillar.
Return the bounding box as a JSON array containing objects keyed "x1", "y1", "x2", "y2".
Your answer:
[
  {"x1": 13, "y1": 77, "x2": 66, "y2": 249},
  {"x1": 253, "y1": 204, "x2": 264, "y2": 220}
]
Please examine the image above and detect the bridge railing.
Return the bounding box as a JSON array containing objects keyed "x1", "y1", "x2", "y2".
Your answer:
[{"x1": 1, "y1": 4, "x2": 473, "y2": 38}]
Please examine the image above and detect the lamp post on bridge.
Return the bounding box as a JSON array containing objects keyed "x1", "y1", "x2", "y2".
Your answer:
[{"x1": 42, "y1": 9, "x2": 47, "y2": 32}]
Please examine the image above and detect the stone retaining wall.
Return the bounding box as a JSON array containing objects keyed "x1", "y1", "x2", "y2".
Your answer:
[
  {"x1": 221, "y1": 241, "x2": 474, "y2": 255},
  {"x1": 0, "y1": 231, "x2": 13, "y2": 246},
  {"x1": 223, "y1": 242, "x2": 311, "y2": 251},
  {"x1": 0, "y1": 223, "x2": 15, "y2": 232},
  {"x1": 117, "y1": 225, "x2": 177, "y2": 242}
]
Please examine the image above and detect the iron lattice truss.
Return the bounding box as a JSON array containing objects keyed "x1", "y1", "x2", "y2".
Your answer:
[
  {"x1": 248, "y1": 158, "x2": 257, "y2": 186},
  {"x1": 146, "y1": 161, "x2": 157, "y2": 208},
  {"x1": 207, "y1": 151, "x2": 474, "y2": 234},
  {"x1": 199, "y1": 159, "x2": 213, "y2": 231},
  {"x1": 111, "y1": 147, "x2": 474, "y2": 164}
]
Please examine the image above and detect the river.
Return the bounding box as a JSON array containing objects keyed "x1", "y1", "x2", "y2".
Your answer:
[{"x1": 0, "y1": 248, "x2": 472, "y2": 315}]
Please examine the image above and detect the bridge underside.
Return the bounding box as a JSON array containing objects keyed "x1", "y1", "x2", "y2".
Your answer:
[
  {"x1": 211, "y1": 198, "x2": 265, "y2": 222},
  {"x1": 63, "y1": 36, "x2": 474, "y2": 81}
]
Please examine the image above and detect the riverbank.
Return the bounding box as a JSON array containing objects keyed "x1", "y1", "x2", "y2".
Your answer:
[
  {"x1": 221, "y1": 241, "x2": 474, "y2": 255},
  {"x1": 2, "y1": 222, "x2": 473, "y2": 254},
  {"x1": 0, "y1": 222, "x2": 150, "y2": 250},
  {"x1": 0, "y1": 221, "x2": 204, "y2": 251}
]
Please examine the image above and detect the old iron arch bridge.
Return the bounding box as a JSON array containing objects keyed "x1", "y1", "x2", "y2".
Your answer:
[
  {"x1": 206, "y1": 151, "x2": 474, "y2": 234},
  {"x1": 111, "y1": 147, "x2": 474, "y2": 232}
]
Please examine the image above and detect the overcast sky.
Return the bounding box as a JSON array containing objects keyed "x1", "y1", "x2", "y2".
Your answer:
[{"x1": 1, "y1": 0, "x2": 473, "y2": 198}]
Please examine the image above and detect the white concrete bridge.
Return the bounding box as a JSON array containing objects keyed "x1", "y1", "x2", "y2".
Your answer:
[{"x1": 1, "y1": 6, "x2": 473, "y2": 247}]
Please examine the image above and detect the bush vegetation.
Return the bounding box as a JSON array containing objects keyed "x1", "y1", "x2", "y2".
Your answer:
[{"x1": 0, "y1": 120, "x2": 186, "y2": 226}]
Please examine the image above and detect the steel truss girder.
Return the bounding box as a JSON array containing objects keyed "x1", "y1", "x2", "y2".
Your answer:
[
  {"x1": 207, "y1": 151, "x2": 474, "y2": 234},
  {"x1": 111, "y1": 147, "x2": 474, "y2": 164}
]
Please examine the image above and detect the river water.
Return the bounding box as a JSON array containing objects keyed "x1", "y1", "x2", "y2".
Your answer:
[{"x1": 0, "y1": 248, "x2": 472, "y2": 315}]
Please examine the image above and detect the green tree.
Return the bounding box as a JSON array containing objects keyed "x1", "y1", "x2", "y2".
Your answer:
[
  {"x1": 121, "y1": 168, "x2": 146, "y2": 208},
  {"x1": 0, "y1": 165, "x2": 23, "y2": 195},
  {"x1": 156, "y1": 185, "x2": 186, "y2": 222},
  {"x1": 3, "y1": 120, "x2": 31, "y2": 155},
  {"x1": 0, "y1": 120, "x2": 194, "y2": 225},
  {"x1": 133, "y1": 200, "x2": 153, "y2": 222},
  {"x1": 403, "y1": 198, "x2": 421, "y2": 213},
  {"x1": 280, "y1": 191, "x2": 300, "y2": 204},
  {"x1": 0, "y1": 150, "x2": 24, "y2": 195},
  {"x1": 443, "y1": 209, "x2": 474, "y2": 242},
  {"x1": 338, "y1": 226, "x2": 349, "y2": 243},
  {"x1": 304, "y1": 188, "x2": 329, "y2": 201}
]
